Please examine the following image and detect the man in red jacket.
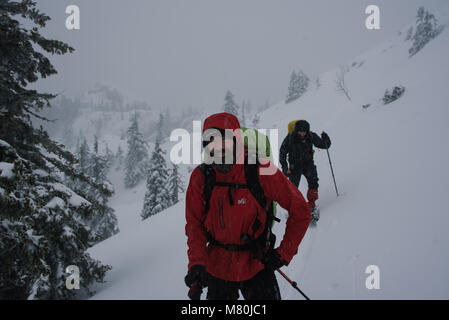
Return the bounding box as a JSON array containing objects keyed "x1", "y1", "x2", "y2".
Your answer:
[{"x1": 184, "y1": 112, "x2": 311, "y2": 300}]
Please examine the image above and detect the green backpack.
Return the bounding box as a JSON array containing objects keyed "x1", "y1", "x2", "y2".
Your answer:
[{"x1": 240, "y1": 127, "x2": 277, "y2": 221}]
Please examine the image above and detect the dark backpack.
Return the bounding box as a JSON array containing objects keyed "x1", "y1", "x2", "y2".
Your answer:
[{"x1": 198, "y1": 160, "x2": 280, "y2": 259}]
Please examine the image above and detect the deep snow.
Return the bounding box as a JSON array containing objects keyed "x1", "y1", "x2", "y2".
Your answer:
[{"x1": 88, "y1": 12, "x2": 449, "y2": 299}]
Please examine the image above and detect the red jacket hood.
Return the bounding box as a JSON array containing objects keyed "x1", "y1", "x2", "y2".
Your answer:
[
  {"x1": 203, "y1": 112, "x2": 241, "y2": 132},
  {"x1": 202, "y1": 112, "x2": 244, "y2": 165}
]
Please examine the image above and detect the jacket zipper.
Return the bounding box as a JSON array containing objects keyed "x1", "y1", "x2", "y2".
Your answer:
[{"x1": 218, "y1": 196, "x2": 225, "y2": 229}]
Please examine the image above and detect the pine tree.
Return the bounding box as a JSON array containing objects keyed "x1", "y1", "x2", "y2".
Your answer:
[
  {"x1": 90, "y1": 136, "x2": 110, "y2": 199},
  {"x1": 124, "y1": 112, "x2": 148, "y2": 188},
  {"x1": 382, "y1": 86, "x2": 406, "y2": 105},
  {"x1": 241, "y1": 100, "x2": 246, "y2": 127},
  {"x1": 156, "y1": 113, "x2": 164, "y2": 143},
  {"x1": 78, "y1": 138, "x2": 91, "y2": 174},
  {"x1": 409, "y1": 7, "x2": 444, "y2": 57},
  {"x1": 286, "y1": 70, "x2": 309, "y2": 103},
  {"x1": 68, "y1": 137, "x2": 118, "y2": 241},
  {"x1": 297, "y1": 71, "x2": 310, "y2": 97},
  {"x1": 246, "y1": 100, "x2": 253, "y2": 117},
  {"x1": 115, "y1": 145, "x2": 125, "y2": 170},
  {"x1": 141, "y1": 142, "x2": 171, "y2": 220},
  {"x1": 87, "y1": 136, "x2": 118, "y2": 240},
  {"x1": 104, "y1": 143, "x2": 115, "y2": 170},
  {"x1": 286, "y1": 70, "x2": 298, "y2": 103},
  {"x1": 223, "y1": 90, "x2": 239, "y2": 116},
  {"x1": 252, "y1": 114, "x2": 260, "y2": 127},
  {"x1": 0, "y1": 1, "x2": 115, "y2": 299},
  {"x1": 163, "y1": 109, "x2": 171, "y2": 139},
  {"x1": 167, "y1": 163, "x2": 184, "y2": 204}
]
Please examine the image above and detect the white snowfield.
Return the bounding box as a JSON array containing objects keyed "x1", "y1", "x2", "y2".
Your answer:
[{"x1": 88, "y1": 14, "x2": 449, "y2": 299}]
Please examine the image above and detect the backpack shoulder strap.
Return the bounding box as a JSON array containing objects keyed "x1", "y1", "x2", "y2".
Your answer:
[
  {"x1": 243, "y1": 162, "x2": 267, "y2": 211},
  {"x1": 243, "y1": 161, "x2": 280, "y2": 253},
  {"x1": 198, "y1": 163, "x2": 216, "y2": 219},
  {"x1": 244, "y1": 161, "x2": 280, "y2": 223}
]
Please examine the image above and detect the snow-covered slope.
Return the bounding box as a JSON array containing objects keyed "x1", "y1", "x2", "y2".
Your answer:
[
  {"x1": 259, "y1": 21, "x2": 449, "y2": 300},
  {"x1": 88, "y1": 13, "x2": 449, "y2": 299}
]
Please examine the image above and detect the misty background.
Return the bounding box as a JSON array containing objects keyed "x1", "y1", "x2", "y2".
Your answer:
[
  {"x1": 33, "y1": 0, "x2": 447, "y2": 113},
  {"x1": 3, "y1": 0, "x2": 449, "y2": 299}
]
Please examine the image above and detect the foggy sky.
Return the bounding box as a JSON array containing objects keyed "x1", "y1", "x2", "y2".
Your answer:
[{"x1": 33, "y1": 0, "x2": 448, "y2": 111}]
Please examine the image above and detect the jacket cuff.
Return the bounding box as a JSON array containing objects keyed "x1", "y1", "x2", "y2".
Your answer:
[{"x1": 276, "y1": 247, "x2": 291, "y2": 266}]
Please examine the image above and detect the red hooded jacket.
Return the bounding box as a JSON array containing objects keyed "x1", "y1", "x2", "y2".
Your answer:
[{"x1": 185, "y1": 113, "x2": 311, "y2": 282}]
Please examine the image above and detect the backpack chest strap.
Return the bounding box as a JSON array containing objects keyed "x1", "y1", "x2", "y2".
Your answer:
[{"x1": 213, "y1": 181, "x2": 248, "y2": 205}]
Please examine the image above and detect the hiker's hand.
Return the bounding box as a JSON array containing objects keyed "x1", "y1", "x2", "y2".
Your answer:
[
  {"x1": 184, "y1": 265, "x2": 208, "y2": 288},
  {"x1": 262, "y1": 248, "x2": 287, "y2": 271},
  {"x1": 321, "y1": 132, "x2": 330, "y2": 148}
]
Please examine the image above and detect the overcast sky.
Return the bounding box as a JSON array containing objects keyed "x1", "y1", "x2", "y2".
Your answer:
[{"x1": 34, "y1": 0, "x2": 447, "y2": 112}]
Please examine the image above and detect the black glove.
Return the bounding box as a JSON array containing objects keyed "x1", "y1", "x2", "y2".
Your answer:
[
  {"x1": 262, "y1": 248, "x2": 287, "y2": 271},
  {"x1": 184, "y1": 264, "x2": 208, "y2": 288},
  {"x1": 321, "y1": 131, "x2": 330, "y2": 147}
]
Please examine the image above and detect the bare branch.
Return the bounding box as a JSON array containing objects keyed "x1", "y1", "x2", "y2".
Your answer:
[{"x1": 335, "y1": 65, "x2": 351, "y2": 101}]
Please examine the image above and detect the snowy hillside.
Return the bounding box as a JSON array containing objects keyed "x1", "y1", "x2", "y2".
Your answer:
[{"x1": 88, "y1": 11, "x2": 449, "y2": 299}]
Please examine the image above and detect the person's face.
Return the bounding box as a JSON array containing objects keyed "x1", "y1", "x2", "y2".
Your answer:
[
  {"x1": 203, "y1": 129, "x2": 235, "y2": 164},
  {"x1": 207, "y1": 136, "x2": 234, "y2": 159},
  {"x1": 297, "y1": 131, "x2": 307, "y2": 139}
]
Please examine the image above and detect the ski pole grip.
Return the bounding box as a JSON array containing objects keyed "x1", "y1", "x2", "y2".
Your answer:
[{"x1": 188, "y1": 282, "x2": 203, "y2": 300}]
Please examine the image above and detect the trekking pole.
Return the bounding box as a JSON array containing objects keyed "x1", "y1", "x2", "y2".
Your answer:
[
  {"x1": 324, "y1": 139, "x2": 339, "y2": 197},
  {"x1": 276, "y1": 269, "x2": 310, "y2": 300}
]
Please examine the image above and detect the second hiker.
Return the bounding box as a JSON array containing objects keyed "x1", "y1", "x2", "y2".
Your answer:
[{"x1": 280, "y1": 120, "x2": 331, "y2": 212}]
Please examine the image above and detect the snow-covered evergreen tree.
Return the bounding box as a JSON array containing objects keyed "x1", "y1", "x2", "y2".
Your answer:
[
  {"x1": 68, "y1": 136, "x2": 119, "y2": 241},
  {"x1": 167, "y1": 163, "x2": 184, "y2": 205},
  {"x1": 78, "y1": 138, "x2": 91, "y2": 174},
  {"x1": 0, "y1": 1, "x2": 114, "y2": 299},
  {"x1": 156, "y1": 113, "x2": 165, "y2": 142},
  {"x1": 252, "y1": 114, "x2": 260, "y2": 127},
  {"x1": 104, "y1": 143, "x2": 115, "y2": 170},
  {"x1": 382, "y1": 86, "x2": 406, "y2": 105},
  {"x1": 286, "y1": 70, "x2": 298, "y2": 103},
  {"x1": 87, "y1": 136, "x2": 118, "y2": 239},
  {"x1": 61, "y1": 124, "x2": 75, "y2": 149},
  {"x1": 408, "y1": 7, "x2": 444, "y2": 57},
  {"x1": 115, "y1": 145, "x2": 125, "y2": 170},
  {"x1": 124, "y1": 112, "x2": 148, "y2": 188},
  {"x1": 223, "y1": 90, "x2": 239, "y2": 116},
  {"x1": 245, "y1": 100, "x2": 253, "y2": 118},
  {"x1": 286, "y1": 70, "x2": 309, "y2": 103},
  {"x1": 241, "y1": 100, "x2": 249, "y2": 127},
  {"x1": 296, "y1": 70, "x2": 310, "y2": 98},
  {"x1": 141, "y1": 130, "x2": 171, "y2": 220}
]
